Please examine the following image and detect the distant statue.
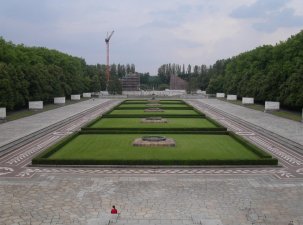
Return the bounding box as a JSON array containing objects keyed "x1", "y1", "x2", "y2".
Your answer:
[{"x1": 152, "y1": 93, "x2": 156, "y2": 100}]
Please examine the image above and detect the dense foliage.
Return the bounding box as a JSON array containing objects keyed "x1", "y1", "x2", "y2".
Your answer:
[
  {"x1": 0, "y1": 38, "x2": 136, "y2": 110},
  {"x1": 157, "y1": 31, "x2": 303, "y2": 109},
  {"x1": 207, "y1": 32, "x2": 303, "y2": 109}
]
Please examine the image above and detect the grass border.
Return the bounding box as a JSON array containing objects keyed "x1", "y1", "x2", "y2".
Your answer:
[
  {"x1": 32, "y1": 98, "x2": 278, "y2": 166},
  {"x1": 32, "y1": 132, "x2": 277, "y2": 166}
]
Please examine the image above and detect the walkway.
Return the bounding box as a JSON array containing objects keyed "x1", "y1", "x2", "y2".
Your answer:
[
  {"x1": 0, "y1": 99, "x2": 118, "y2": 149},
  {"x1": 194, "y1": 99, "x2": 303, "y2": 146}
]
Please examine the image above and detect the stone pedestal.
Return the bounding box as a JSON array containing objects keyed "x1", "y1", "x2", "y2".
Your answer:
[
  {"x1": 227, "y1": 95, "x2": 237, "y2": 101},
  {"x1": 265, "y1": 101, "x2": 280, "y2": 112},
  {"x1": 54, "y1": 97, "x2": 66, "y2": 104},
  {"x1": 242, "y1": 97, "x2": 254, "y2": 104},
  {"x1": 0, "y1": 108, "x2": 6, "y2": 120},
  {"x1": 216, "y1": 93, "x2": 225, "y2": 98},
  {"x1": 71, "y1": 95, "x2": 81, "y2": 100},
  {"x1": 83, "y1": 93, "x2": 91, "y2": 98},
  {"x1": 29, "y1": 101, "x2": 43, "y2": 110}
]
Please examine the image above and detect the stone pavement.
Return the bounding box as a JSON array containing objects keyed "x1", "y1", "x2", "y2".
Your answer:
[
  {"x1": 0, "y1": 99, "x2": 112, "y2": 149},
  {"x1": 195, "y1": 99, "x2": 303, "y2": 146},
  {"x1": 0, "y1": 98, "x2": 303, "y2": 225},
  {"x1": 0, "y1": 174, "x2": 303, "y2": 225}
]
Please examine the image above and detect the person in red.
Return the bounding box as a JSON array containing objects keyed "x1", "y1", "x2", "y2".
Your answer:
[{"x1": 111, "y1": 205, "x2": 118, "y2": 214}]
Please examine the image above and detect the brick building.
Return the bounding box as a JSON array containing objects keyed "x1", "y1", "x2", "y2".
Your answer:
[
  {"x1": 169, "y1": 74, "x2": 188, "y2": 90},
  {"x1": 120, "y1": 73, "x2": 140, "y2": 91}
]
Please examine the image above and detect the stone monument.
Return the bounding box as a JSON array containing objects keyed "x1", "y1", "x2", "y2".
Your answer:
[
  {"x1": 29, "y1": 101, "x2": 43, "y2": 110},
  {"x1": 242, "y1": 97, "x2": 254, "y2": 104},
  {"x1": 54, "y1": 97, "x2": 66, "y2": 104},
  {"x1": 71, "y1": 94, "x2": 81, "y2": 100},
  {"x1": 0, "y1": 108, "x2": 6, "y2": 120},
  {"x1": 227, "y1": 95, "x2": 237, "y2": 100},
  {"x1": 216, "y1": 93, "x2": 225, "y2": 98},
  {"x1": 264, "y1": 101, "x2": 280, "y2": 112},
  {"x1": 83, "y1": 93, "x2": 91, "y2": 98}
]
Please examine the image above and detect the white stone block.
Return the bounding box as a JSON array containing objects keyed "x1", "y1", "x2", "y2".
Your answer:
[
  {"x1": 83, "y1": 93, "x2": 91, "y2": 98},
  {"x1": 242, "y1": 97, "x2": 254, "y2": 104},
  {"x1": 201, "y1": 91, "x2": 207, "y2": 95},
  {"x1": 54, "y1": 97, "x2": 65, "y2": 104},
  {"x1": 71, "y1": 94, "x2": 81, "y2": 100},
  {"x1": 29, "y1": 101, "x2": 43, "y2": 110},
  {"x1": 216, "y1": 93, "x2": 225, "y2": 98},
  {"x1": 265, "y1": 101, "x2": 280, "y2": 111},
  {"x1": 227, "y1": 95, "x2": 237, "y2": 101},
  {"x1": 0, "y1": 107, "x2": 6, "y2": 119}
]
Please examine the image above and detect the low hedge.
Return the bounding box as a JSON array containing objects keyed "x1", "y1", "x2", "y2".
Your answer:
[
  {"x1": 82, "y1": 116, "x2": 103, "y2": 128},
  {"x1": 32, "y1": 158, "x2": 278, "y2": 166},
  {"x1": 81, "y1": 127, "x2": 227, "y2": 132},
  {"x1": 33, "y1": 132, "x2": 80, "y2": 161},
  {"x1": 80, "y1": 129, "x2": 228, "y2": 135},
  {"x1": 204, "y1": 116, "x2": 225, "y2": 128},
  {"x1": 116, "y1": 106, "x2": 193, "y2": 110},
  {"x1": 229, "y1": 132, "x2": 273, "y2": 158},
  {"x1": 102, "y1": 114, "x2": 205, "y2": 118}
]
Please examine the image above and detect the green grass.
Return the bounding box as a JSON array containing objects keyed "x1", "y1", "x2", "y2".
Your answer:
[
  {"x1": 89, "y1": 118, "x2": 218, "y2": 129},
  {"x1": 118, "y1": 104, "x2": 189, "y2": 108},
  {"x1": 221, "y1": 99, "x2": 302, "y2": 122},
  {"x1": 32, "y1": 98, "x2": 277, "y2": 166},
  {"x1": 47, "y1": 134, "x2": 262, "y2": 161},
  {"x1": 271, "y1": 110, "x2": 302, "y2": 122},
  {"x1": 124, "y1": 100, "x2": 184, "y2": 104},
  {"x1": 109, "y1": 109, "x2": 199, "y2": 115}
]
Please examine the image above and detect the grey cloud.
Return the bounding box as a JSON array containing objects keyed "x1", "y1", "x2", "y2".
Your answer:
[
  {"x1": 231, "y1": 0, "x2": 289, "y2": 18},
  {"x1": 253, "y1": 8, "x2": 303, "y2": 32},
  {"x1": 230, "y1": 0, "x2": 303, "y2": 32}
]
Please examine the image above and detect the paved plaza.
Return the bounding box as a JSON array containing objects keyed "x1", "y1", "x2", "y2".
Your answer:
[
  {"x1": 0, "y1": 98, "x2": 303, "y2": 225},
  {"x1": 0, "y1": 99, "x2": 117, "y2": 149},
  {"x1": 193, "y1": 99, "x2": 303, "y2": 146}
]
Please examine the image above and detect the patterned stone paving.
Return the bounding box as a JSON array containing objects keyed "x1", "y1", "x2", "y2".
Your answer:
[
  {"x1": 187, "y1": 100, "x2": 303, "y2": 180},
  {"x1": 0, "y1": 99, "x2": 303, "y2": 224},
  {"x1": 0, "y1": 174, "x2": 303, "y2": 225}
]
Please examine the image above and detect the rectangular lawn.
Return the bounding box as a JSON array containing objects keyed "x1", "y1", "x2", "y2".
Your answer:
[
  {"x1": 109, "y1": 109, "x2": 199, "y2": 115},
  {"x1": 89, "y1": 118, "x2": 218, "y2": 129},
  {"x1": 117, "y1": 104, "x2": 190, "y2": 108},
  {"x1": 41, "y1": 134, "x2": 273, "y2": 165}
]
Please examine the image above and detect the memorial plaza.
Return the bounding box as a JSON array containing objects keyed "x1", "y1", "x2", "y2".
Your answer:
[{"x1": 0, "y1": 98, "x2": 303, "y2": 225}]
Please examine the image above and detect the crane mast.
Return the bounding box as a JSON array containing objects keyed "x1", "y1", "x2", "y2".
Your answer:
[{"x1": 105, "y1": 30, "x2": 114, "y2": 83}]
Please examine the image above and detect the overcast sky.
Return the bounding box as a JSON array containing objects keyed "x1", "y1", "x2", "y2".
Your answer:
[{"x1": 1, "y1": 0, "x2": 303, "y2": 74}]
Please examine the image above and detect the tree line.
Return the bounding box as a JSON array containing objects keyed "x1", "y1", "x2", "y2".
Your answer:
[
  {"x1": 0, "y1": 37, "x2": 135, "y2": 110},
  {"x1": 157, "y1": 30, "x2": 303, "y2": 109}
]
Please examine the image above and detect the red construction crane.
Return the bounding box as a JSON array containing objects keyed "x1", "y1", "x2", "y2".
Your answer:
[{"x1": 105, "y1": 30, "x2": 114, "y2": 83}]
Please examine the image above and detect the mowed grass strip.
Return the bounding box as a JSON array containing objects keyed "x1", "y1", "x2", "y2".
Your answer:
[
  {"x1": 48, "y1": 134, "x2": 260, "y2": 161},
  {"x1": 118, "y1": 104, "x2": 189, "y2": 108},
  {"x1": 89, "y1": 118, "x2": 218, "y2": 128},
  {"x1": 109, "y1": 109, "x2": 199, "y2": 115},
  {"x1": 124, "y1": 100, "x2": 184, "y2": 104}
]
